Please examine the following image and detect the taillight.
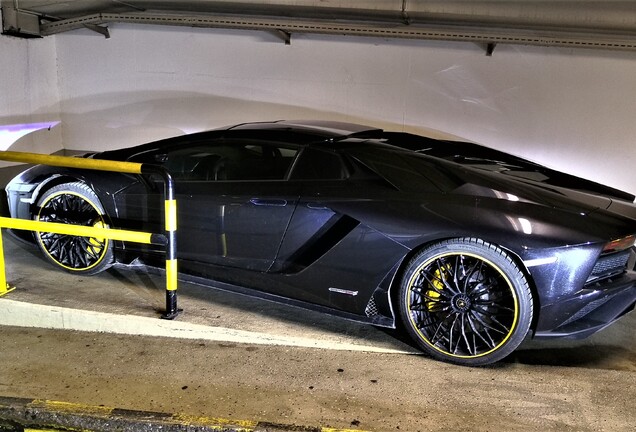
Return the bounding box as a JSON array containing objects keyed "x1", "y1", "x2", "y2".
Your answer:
[{"x1": 602, "y1": 235, "x2": 636, "y2": 254}]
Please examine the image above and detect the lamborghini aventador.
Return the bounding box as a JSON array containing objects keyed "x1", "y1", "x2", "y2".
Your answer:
[{"x1": 5, "y1": 120, "x2": 636, "y2": 365}]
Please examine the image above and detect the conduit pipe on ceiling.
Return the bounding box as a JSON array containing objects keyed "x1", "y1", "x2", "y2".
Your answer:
[
  {"x1": 5, "y1": 0, "x2": 636, "y2": 51},
  {"x1": 99, "y1": 0, "x2": 636, "y2": 33}
]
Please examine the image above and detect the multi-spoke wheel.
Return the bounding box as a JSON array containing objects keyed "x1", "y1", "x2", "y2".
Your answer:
[
  {"x1": 35, "y1": 182, "x2": 113, "y2": 275},
  {"x1": 399, "y1": 238, "x2": 533, "y2": 366}
]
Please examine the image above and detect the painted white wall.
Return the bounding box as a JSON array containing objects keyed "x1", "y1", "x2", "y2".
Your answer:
[
  {"x1": 0, "y1": 30, "x2": 62, "y2": 159},
  {"x1": 8, "y1": 22, "x2": 636, "y2": 193}
]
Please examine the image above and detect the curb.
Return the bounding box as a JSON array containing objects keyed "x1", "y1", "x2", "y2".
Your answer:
[{"x1": 0, "y1": 397, "x2": 368, "y2": 432}]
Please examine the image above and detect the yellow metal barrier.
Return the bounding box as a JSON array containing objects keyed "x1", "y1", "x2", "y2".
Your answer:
[
  {"x1": 0, "y1": 151, "x2": 180, "y2": 319},
  {"x1": 0, "y1": 217, "x2": 156, "y2": 244},
  {"x1": 0, "y1": 151, "x2": 143, "y2": 174}
]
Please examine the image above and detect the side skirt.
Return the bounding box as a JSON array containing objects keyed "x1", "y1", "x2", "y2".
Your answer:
[{"x1": 112, "y1": 262, "x2": 396, "y2": 328}]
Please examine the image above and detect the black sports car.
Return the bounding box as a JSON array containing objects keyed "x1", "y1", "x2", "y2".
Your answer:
[{"x1": 5, "y1": 120, "x2": 636, "y2": 365}]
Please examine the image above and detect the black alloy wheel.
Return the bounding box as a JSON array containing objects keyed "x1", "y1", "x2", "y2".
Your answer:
[
  {"x1": 35, "y1": 182, "x2": 114, "y2": 275},
  {"x1": 399, "y1": 238, "x2": 533, "y2": 366}
]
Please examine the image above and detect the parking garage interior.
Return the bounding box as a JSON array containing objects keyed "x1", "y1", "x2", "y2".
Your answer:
[{"x1": 1, "y1": 1, "x2": 635, "y2": 431}]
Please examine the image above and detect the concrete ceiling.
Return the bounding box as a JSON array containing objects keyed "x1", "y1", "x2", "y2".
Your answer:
[{"x1": 2, "y1": 1, "x2": 636, "y2": 52}]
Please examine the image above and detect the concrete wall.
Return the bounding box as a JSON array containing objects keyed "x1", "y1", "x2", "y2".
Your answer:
[
  {"x1": 6, "y1": 22, "x2": 636, "y2": 193},
  {"x1": 0, "y1": 28, "x2": 62, "y2": 158}
]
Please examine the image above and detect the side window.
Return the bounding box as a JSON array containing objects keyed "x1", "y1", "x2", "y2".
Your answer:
[
  {"x1": 133, "y1": 143, "x2": 298, "y2": 181},
  {"x1": 290, "y1": 148, "x2": 348, "y2": 180},
  {"x1": 165, "y1": 148, "x2": 225, "y2": 181},
  {"x1": 225, "y1": 144, "x2": 298, "y2": 181}
]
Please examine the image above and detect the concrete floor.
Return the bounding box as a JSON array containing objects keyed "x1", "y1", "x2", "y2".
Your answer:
[{"x1": 0, "y1": 232, "x2": 635, "y2": 431}]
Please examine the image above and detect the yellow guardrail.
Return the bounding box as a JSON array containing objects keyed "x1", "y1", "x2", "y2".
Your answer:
[{"x1": 0, "y1": 151, "x2": 181, "y2": 319}]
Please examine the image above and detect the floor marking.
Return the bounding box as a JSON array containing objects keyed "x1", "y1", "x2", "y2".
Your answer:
[
  {"x1": 0, "y1": 299, "x2": 417, "y2": 354},
  {"x1": 172, "y1": 413, "x2": 257, "y2": 429},
  {"x1": 24, "y1": 429, "x2": 65, "y2": 432},
  {"x1": 1, "y1": 396, "x2": 372, "y2": 432},
  {"x1": 29, "y1": 399, "x2": 113, "y2": 415}
]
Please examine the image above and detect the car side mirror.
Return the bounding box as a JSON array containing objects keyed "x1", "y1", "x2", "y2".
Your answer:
[{"x1": 154, "y1": 153, "x2": 168, "y2": 163}]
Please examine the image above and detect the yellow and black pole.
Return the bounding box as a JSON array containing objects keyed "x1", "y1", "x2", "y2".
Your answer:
[
  {"x1": 142, "y1": 165, "x2": 181, "y2": 319},
  {"x1": 0, "y1": 229, "x2": 16, "y2": 296},
  {"x1": 0, "y1": 151, "x2": 181, "y2": 318}
]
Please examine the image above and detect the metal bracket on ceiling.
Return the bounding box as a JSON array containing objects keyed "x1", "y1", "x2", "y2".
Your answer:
[
  {"x1": 274, "y1": 29, "x2": 291, "y2": 45},
  {"x1": 1, "y1": 0, "x2": 41, "y2": 38},
  {"x1": 401, "y1": 0, "x2": 411, "y2": 25},
  {"x1": 486, "y1": 42, "x2": 497, "y2": 56},
  {"x1": 84, "y1": 23, "x2": 110, "y2": 38}
]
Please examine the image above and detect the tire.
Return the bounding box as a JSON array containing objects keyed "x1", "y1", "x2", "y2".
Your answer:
[
  {"x1": 34, "y1": 182, "x2": 114, "y2": 275},
  {"x1": 398, "y1": 238, "x2": 533, "y2": 366}
]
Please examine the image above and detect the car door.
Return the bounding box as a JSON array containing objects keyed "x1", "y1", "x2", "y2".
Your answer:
[
  {"x1": 268, "y1": 146, "x2": 409, "y2": 311},
  {"x1": 119, "y1": 140, "x2": 301, "y2": 272}
]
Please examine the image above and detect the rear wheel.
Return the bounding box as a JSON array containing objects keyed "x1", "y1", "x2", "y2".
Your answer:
[
  {"x1": 35, "y1": 182, "x2": 113, "y2": 275},
  {"x1": 398, "y1": 238, "x2": 533, "y2": 366}
]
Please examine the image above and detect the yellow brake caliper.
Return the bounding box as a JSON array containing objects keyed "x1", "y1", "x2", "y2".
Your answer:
[{"x1": 426, "y1": 264, "x2": 450, "y2": 311}]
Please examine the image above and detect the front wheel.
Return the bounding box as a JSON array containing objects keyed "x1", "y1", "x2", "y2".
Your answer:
[
  {"x1": 398, "y1": 238, "x2": 533, "y2": 366},
  {"x1": 35, "y1": 182, "x2": 114, "y2": 275}
]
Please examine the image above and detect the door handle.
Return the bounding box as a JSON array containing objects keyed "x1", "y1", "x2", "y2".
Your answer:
[
  {"x1": 306, "y1": 202, "x2": 328, "y2": 210},
  {"x1": 250, "y1": 198, "x2": 287, "y2": 207}
]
